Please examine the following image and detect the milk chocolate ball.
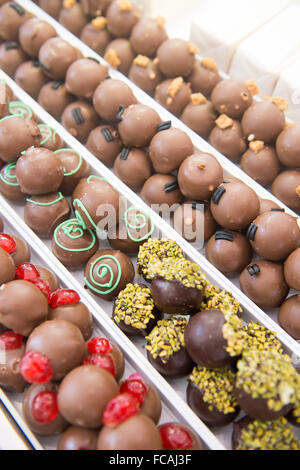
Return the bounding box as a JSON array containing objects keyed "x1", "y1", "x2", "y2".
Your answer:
[
  {"x1": 0, "y1": 337, "x2": 26, "y2": 393},
  {"x1": 157, "y1": 38, "x2": 196, "y2": 78},
  {"x1": 0, "y1": 162, "x2": 26, "y2": 202},
  {"x1": 0, "y1": 280, "x2": 49, "y2": 336},
  {"x1": 55, "y1": 148, "x2": 90, "y2": 196},
  {"x1": 149, "y1": 127, "x2": 193, "y2": 174},
  {"x1": 0, "y1": 116, "x2": 41, "y2": 163},
  {"x1": 247, "y1": 211, "x2": 300, "y2": 261},
  {"x1": 58, "y1": 365, "x2": 119, "y2": 428},
  {"x1": 284, "y1": 248, "x2": 300, "y2": 291},
  {"x1": 38, "y1": 81, "x2": 75, "y2": 121},
  {"x1": 140, "y1": 174, "x2": 183, "y2": 208},
  {"x1": 0, "y1": 247, "x2": 16, "y2": 285},
  {"x1": 0, "y1": 2, "x2": 31, "y2": 41},
  {"x1": 93, "y1": 78, "x2": 137, "y2": 122},
  {"x1": 61, "y1": 101, "x2": 99, "y2": 142},
  {"x1": 0, "y1": 41, "x2": 27, "y2": 77},
  {"x1": 9, "y1": 234, "x2": 30, "y2": 267},
  {"x1": 272, "y1": 170, "x2": 300, "y2": 211},
  {"x1": 114, "y1": 148, "x2": 152, "y2": 191},
  {"x1": 129, "y1": 56, "x2": 162, "y2": 95},
  {"x1": 178, "y1": 152, "x2": 223, "y2": 201},
  {"x1": 65, "y1": 58, "x2": 108, "y2": 99},
  {"x1": 106, "y1": 0, "x2": 141, "y2": 38},
  {"x1": 181, "y1": 94, "x2": 216, "y2": 139},
  {"x1": 211, "y1": 181, "x2": 260, "y2": 231},
  {"x1": 14, "y1": 61, "x2": 48, "y2": 100},
  {"x1": 239, "y1": 260, "x2": 289, "y2": 310},
  {"x1": 276, "y1": 124, "x2": 300, "y2": 167},
  {"x1": 173, "y1": 201, "x2": 217, "y2": 244},
  {"x1": 38, "y1": 0, "x2": 62, "y2": 18},
  {"x1": 36, "y1": 266, "x2": 59, "y2": 291},
  {"x1": 188, "y1": 58, "x2": 221, "y2": 97},
  {"x1": 130, "y1": 17, "x2": 168, "y2": 57},
  {"x1": 118, "y1": 104, "x2": 161, "y2": 148},
  {"x1": 209, "y1": 117, "x2": 246, "y2": 163},
  {"x1": 155, "y1": 78, "x2": 191, "y2": 116},
  {"x1": 278, "y1": 295, "x2": 300, "y2": 339},
  {"x1": 104, "y1": 38, "x2": 135, "y2": 75},
  {"x1": 59, "y1": 3, "x2": 87, "y2": 37},
  {"x1": 80, "y1": 19, "x2": 112, "y2": 55},
  {"x1": 48, "y1": 302, "x2": 93, "y2": 341},
  {"x1": 16, "y1": 147, "x2": 64, "y2": 195},
  {"x1": 211, "y1": 79, "x2": 253, "y2": 119},
  {"x1": 86, "y1": 125, "x2": 122, "y2": 167},
  {"x1": 81, "y1": 0, "x2": 113, "y2": 16},
  {"x1": 57, "y1": 426, "x2": 98, "y2": 450},
  {"x1": 38, "y1": 37, "x2": 82, "y2": 80},
  {"x1": 242, "y1": 100, "x2": 286, "y2": 144},
  {"x1": 241, "y1": 143, "x2": 280, "y2": 187},
  {"x1": 19, "y1": 17, "x2": 57, "y2": 58}
]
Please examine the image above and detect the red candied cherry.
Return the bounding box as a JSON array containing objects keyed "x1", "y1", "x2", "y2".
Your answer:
[
  {"x1": 0, "y1": 233, "x2": 16, "y2": 254},
  {"x1": 83, "y1": 353, "x2": 116, "y2": 377},
  {"x1": 32, "y1": 390, "x2": 59, "y2": 424},
  {"x1": 15, "y1": 263, "x2": 40, "y2": 281},
  {"x1": 49, "y1": 288, "x2": 80, "y2": 308},
  {"x1": 102, "y1": 393, "x2": 140, "y2": 427},
  {"x1": 160, "y1": 423, "x2": 194, "y2": 450},
  {"x1": 20, "y1": 350, "x2": 53, "y2": 384},
  {"x1": 87, "y1": 337, "x2": 112, "y2": 355},
  {"x1": 120, "y1": 374, "x2": 147, "y2": 405},
  {"x1": 29, "y1": 278, "x2": 51, "y2": 299},
  {"x1": 0, "y1": 331, "x2": 24, "y2": 350}
]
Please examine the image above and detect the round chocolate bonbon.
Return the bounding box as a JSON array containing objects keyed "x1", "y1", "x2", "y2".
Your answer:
[
  {"x1": 61, "y1": 101, "x2": 99, "y2": 142},
  {"x1": 181, "y1": 94, "x2": 216, "y2": 139},
  {"x1": 55, "y1": 148, "x2": 90, "y2": 196},
  {"x1": 188, "y1": 57, "x2": 221, "y2": 97},
  {"x1": 209, "y1": 116, "x2": 246, "y2": 163},
  {"x1": 278, "y1": 295, "x2": 300, "y2": 340},
  {"x1": 59, "y1": 2, "x2": 87, "y2": 37},
  {"x1": 284, "y1": 248, "x2": 300, "y2": 291},
  {"x1": 129, "y1": 55, "x2": 162, "y2": 95},
  {"x1": 38, "y1": 125, "x2": 64, "y2": 152},
  {"x1": 155, "y1": 78, "x2": 191, "y2": 116},
  {"x1": 38, "y1": 81, "x2": 75, "y2": 121},
  {"x1": 57, "y1": 426, "x2": 98, "y2": 450},
  {"x1": 118, "y1": 104, "x2": 161, "y2": 148},
  {"x1": 36, "y1": 266, "x2": 59, "y2": 291},
  {"x1": 93, "y1": 78, "x2": 137, "y2": 122},
  {"x1": 106, "y1": 0, "x2": 141, "y2": 38},
  {"x1": 38, "y1": 37, "x2": 82, "y2": 80},
  {"x1": 48, "y1": 301, "x2": 93, "y2": 341},
  {"x1": 65, "y1": 58, "x2": 108, "y2": 99},
  {"x1": 173, "y1": 201, "x2": 217, "y2": 244},
  {"x1": 104, "y1": 38, "x2": 135, "y2": 75},
  {"x1": 0, "y1": 247, "x2": 17, "y2": 286},
  {"x1": 86, "y1": 125, "x2": 122, "y2": 167},
  {"x1": 0, "y1": 162, "x2": 26, "y2": 202},
  {"x1": 14, "y1": 60, "x2": 48, "y2": 99},
  {"x1": 0, "y1": 116, "x2": 41, "y2": 163},
  {"x1": 80, "y1": 18, "x2": 112, "y2": 55},
  {"x1": 19, "y1": 17, "x2": 57, "y2": 58},
  {"x1": 242, "y1": 99, "x2": 286, "y2": 144},
  {"x1": 0, "y1": 2, "x2": 31, "y2": 41},
  {"x1": 140, "y1": 174, "x2": 183, "y2": 208},
  {"x1": 211, "y1": 79, "x2": 254, "y2": 119},
  {"x1": 271, "y1": 170, "x2": 300, "y2": 211},
  {"x1": 0, "y1": 41, "x2": 27, "y2": 77},
  {"x1": 276, "y1": 124, "x2": 300, "y2": 167},
  {"x1": 130, "y1": 17, "x2": 167, "y2": 57},
  {"x1": 156, "y1": 38, "x2": 197, "y2": 78},
  {"x1": 114, "y1": 148, "x2": 153, "y2": 191},
  {"x1": 241, "y1": 142, "x2": 280, "y2": 187}
]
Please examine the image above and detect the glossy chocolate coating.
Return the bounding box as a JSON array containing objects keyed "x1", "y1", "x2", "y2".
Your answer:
[
  {"x1": 48, "y1": 302, "x2": 93, "y2": 341},
  {"x1": 23, "y1": 382, "x2": 68, "y2": 436},
  {"x1": 157, "y1": 38, "x2": 195, "y2": 78},
  {"x1": 61, "y1": 101, "x2": 99, "y2": 142},
  {"x1": 181, "y1": 99, "x2": 216, "y2": 139},
  {"x1": 276, "y1": 124, "x2": 300, "y2": 167},
  {"x1": 141, "y1": 382, "x2": 161, "y2": 424},
  {"x1": 188, "y1": 59, "x2": 221, "y2": 96},
  {"x1": 59, "y1": 3, "x2": 87, "y2": 37},
  {"x1": 147, "y1": 347, "x2": 193, "y2": 378},
  {"x1": 206, "y1": 231, "x2": 252, "y2": 278},
  {"x1": 248, "y1": 211, "x2": 300, "y2": 261},
  {"x1": 114, "y1": 148, "x2": 152, "y2": 191},
  {"x1": 55, "y1": 148, "x2": 90, "y2": 196},
  {"x1": 58, "y1": 365, "x2": 119, "y2": 428},
  {"x1": 0, "y1": 162, "x2": 26, "y2": 202},
  {"x1": 155, "y1": 78, "x2": 191, "y2": 116},
  {"x1": 38, "y1": 81, "x2": 75, "y2": 121},
  {"x1": 57, "y1": 426, "x2": 99, "y2": 450},
  {"x1": 19, "y1": 17, "x2": 57, "y2": 58},
  {"x1": 187, "y1": 381, "x2": 239, "y2": 427},
  {"x1": 0, "y1": 2, "x2": 31, "y2": 41},
  {"x1": 129, "y1": 58, "x2": 162, "y2": 95},
  {"x1": 36, "y1": 266, "x2": 59, "y2": 291},
  {"x1": 65, "y1": 58, "x2": 108, "y2": 99},
  {"x1": 239, "y1": 260, "x2": 289, "y2": 310},
  {"x1": 209, "y1": 120, "x2": 247, "y2": 163},
  {"x1": 284, "y1": 248, "x2": 300, "y2": 291},
  {"x1": 104, "y1": 38, "x2": 135, "y2": 75},
  {"x1": 0, "y1": 116, "x2": 41, "y2": 163},
  {"x1": 211, "y1": 79, "x2": 253, "y2": 119},
  {"x1": 93, "y1": 78, "x2": 137, "y2": 122},
  {"x1": 109, "y1": 341, "x2": 125, "y2": 382},
  {"x1": 210, "y1": 181, "x2": 260, "y2": 231},
  {"x1": 178, "y1": 152, "x2": 223, "y2": 201},
  {"x1": 259, "y1": 198, "x2": 282, "y2": 214},
  {"x1": 97, "y1": 414, "x2": 162, "y2": 450},
  {"x1": 106, "y1": 0, "x2": 141, "y2": 38},
  {"x1": 38, "y1": 37, "x2": 82, "y2": 80},
  {"x1": 0, "y1": 280, "x2": 48, "y2": 336},
  {"x1": 0, "y1": 81, "x2": 13, "y2": 119},
  {"x1": 86, "y1": 125, "x2": 122, "y2": 167},
  {"x1": 26, "y1": 320, "x2": 86, "y2": 381},
  {"x1": 24, "y1": 193, "x2": 70, "y2": 237},
  {"x1": 130, "y1": 17, "x2": 168, "y2": 57},
  {"x1": 241, "y1": 145, "x2": 280, "y2": 187},
  {"x1": 0, "y1": 42, "x2": 27, "y2": 77},
  {"x1": 242, "y1": 100, "x2": 286, "y2": 144},
  {"x1": 16, "y1": 147, "x2": 64, "y2": 195},
  {"x1": 271, "y1": 170, "x2": 300, "y2": 211},
  {"x1": 38, "y1": 0, "x2": 62, "y2": 18},
  {"x1": 151, "y1": 278, "x2": 203, "y2": 316},
  {"x1": 0, "y1": 248, "x2": 16, "y2": 285},
  {"x1": 173, "y1": 201, "x2": 217, "y2": 244},
  {"x1": 278, "y1": 295, "x2": 300, "y2": 340},
  {"x1": 184, "y1": 310, "x2": 232, "y2": 368},
  {"x1": 0, "y1": 341, "x2": 26, "y2": 393},
  {"x1": 10, "y1": 234, "x2": 30, "y2": 267},
  {"x1": 118, "y1": 104, "x2": 161, "y2": 148},
  {"x1": 84, "y1": 249, "x2": 135, "y2": 301},
  {"x1": 80, "y1": 21, "x2": 112, "y2": 55},
  {"x1": 140, "y1": 174, "x2": 183, "y2": 208},
  {"x1": 149, "y1": 128, "x2": 193, "y2": 174}
]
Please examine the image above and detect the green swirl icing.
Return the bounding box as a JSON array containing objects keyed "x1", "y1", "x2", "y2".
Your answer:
[
  {"x1": 124, "y1": 207, "x2": 154, "y2": 242},
  {"x1": 26, "y1": 192, "x2": 64, "y2": 206},
  {"x1": 84, "y1": 255, "x2": 122, "y2": 295},
  {"x1": 73, "y1": 198, "x2": 98, "y2": 232},
  {"x1": 54, "y1": 148, "x2": 83, "y2": 176},
  {"x1": 0, "y1": 162, "x2": 19, "y2": 187},
  {"x1": 38, "y1": 124, "x2": 57, "y2": 146},
  {"x1": 54, "y1": 218, "x2": 97, "y2": 252},
  {"x1": 9, "y1": 101, "x2": 33, "y2": 120},
  {"x1": 87, "y1": 175, "x2": 107, "y2": 184}
]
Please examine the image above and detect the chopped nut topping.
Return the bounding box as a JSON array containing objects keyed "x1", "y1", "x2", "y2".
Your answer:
[
  {"x1": 104, "y1": 49, "x2": 121, "y2": 69},
  {"x1": 191, "y1": 92, "x2": 206, "y2": 105},
  {"x1": 133, "y1": 55, "x2": 150, "y2": 68},
  {"x1": 249, "y1": 140, "x2": 265, "y2": 154},
  {"x1": 137, "y1": 238, "x2": 184, "y2": 281},
  {"x1": 245, "y1": 79, "x2": 259, "y2": 96},
  {"x1": 187, "y1": 43, "x2": 199, "y2": 55},
  {"x1": 216, "y1": 114, "x2": 234, "y2": 129},
  {"x1": 201, "y1": 57, "x2": 217, "y2": 71},
  {"x1": 167, "y1": 77, "x2": 184, "y2": 98},
  {"x1": 146, "y1": 317, "x2": 187, "y2": 362},
  {"x1": 242, "y1": 322, "x2": 282, "y2": 354},
  {"x1": 63, "y1": 0, "x2": 75, "y2": 8},
  {"x1": 264, "y1": 96, "x2": 289, "y2": 111},
  {"x1": 91, "y1": 16, "x2": 107, "y2": 30},
  {"x1": 202, "y1": 285, "x2": 242, "y2": 318},
  {"x1": 155, "y1": 16, "x2": 166, "y2": 29},
  {"x1": 118, "y1": 0, "x2": 133, "y2": 11},
  {"x1": 114, "y1": 284, "x2": 155, "y2": 330}
]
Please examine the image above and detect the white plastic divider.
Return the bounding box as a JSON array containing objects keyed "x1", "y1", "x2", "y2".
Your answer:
[{"x1": 0, "y1": 196, "x2": 225, "y2": 450}]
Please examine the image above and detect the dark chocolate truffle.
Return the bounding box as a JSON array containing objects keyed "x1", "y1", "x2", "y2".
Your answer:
[
  {"x1": 93, "y1": 78, "x2": 137, "y2": 122},
  {"x1": 149, "y1": 127, "x2": 193, "y2": 174},
  {"x1": 48, "y1": 302, "x2": 93, "y2": 341},
  {"x1": 140, "y1": 174, "x2": 183, "y2": 208},
  {"x1": 86, "y1": 125, "x2": 122, "y2": 167},
  {"x1": 181, "y1": 93, "x2": 217, "y2": 138},
  {"x1": 16, "y1": 147, "x2": 64, "y2": 195},
  {"x1": 38, "y1": 81, "x2": 75, "y2": 121},
  {"x1": 276, "y1": 124, "x2": 300, "y2": 167},
  {"x1": 209, "y1": 115, "x2": 247, "y2": 163},
  {"x1": 114, "y1": 148, "x2": 153, "y2": 191},
  {"x1": 247, "y1": 211, "x2": 300, "y2": 261},
  {"x1": 206, "y1": 231, "x2": 252, "y2": 278},
  {"x1": 241, "y1": 141, "x2": 280, "y2": 187},
  {"x1": 129, "y1": 55, "x2": 162, "y2": 95},
  {"x1": 36, "y1": 266, "x2": 59, "y2": 291},
  {"x1": 155, "y1": 78, "x2": 191, "y2": 116},
  {"x1": 211, "y1": 79, "x2": 255, "y2": 119},
  {"x1": 0, "y1": 161, "x2": 26, "y2": 202},
  {"x1": 59, "y1": 2, "x2": 87, "y2": 37},
  {"x1": 0, "y1": 333, "x2": 26, "y2": 393},
  {"x1": 106, "y1": 0, "x2": 141, "y2": 38},
  {"x1": 156, "y1": 38, "x2": 197, "y2": 78},
  {"x1": 0, "y1": 247, "x2": 17, "y2": 285},
  {"x1": 58, "y1": 365, "x2": 119, "y2": 428},
  {"x1": 84, "y1": 249, "x2": 135, "y2": 300},
  {"x1": 65, "y1": 58, "x2": 108, "y2": 99},
  {"x1": 104, "y1": 38, "x2": 135, "y2": 75},
  {"x1": 210, "y1": 181, "x2": 260, "y2": 231},
  {"x1": 178, "y1": 152, "x2": 223, "y2": 201},
  {"x1": 271, "y1": 170, "x2": 300, "y2": 211},
  {"x1": 61, "y1": 101, "x2": 99, "y2": 142},
  {"x1": 188, "y1": 57, "x2": 221, "y2": 97},
  {"x1": 284, "y1": 248, "x2": 300, "y2": 291},
  {"x1": 57, "y1": 426, "x2": 98, "y2": 450},
  {"x1": 173, "y1": 201, "x2": 217, "y2": 244},
  {"x1": 130, "y1": 17, "x2": 168, "y2": 57},
  {"x1": 54, "y1": 148, "x2": 90, "y2": 195},
  {"x1": 278, "y1": 295, "x2": 300, "y2": 340},
  {"x1": 38, "y1": 37, "x2": 82, "y2": 80},
  {"x1": 118, "y1": 104, "x2": 161, "y2": 148},
  {"x1": 19, "y1": 17, "x2": 57, "y2": 58},
  {"x1": 9, "y1": 234, "x2": 30, "y2": 267},
  {"x1": 239, "y1": 260, "x2": 289, "y2": 310},
  {"x1": 0, "y1": 2, "x2": 31, "y2": 41},
  {"x1": 80, "y1": 18, "x2": 112, "y2": 55},
  {"x1": 0, "y1": 41, "x2": 27, "y2": 77},
  {"x1": 0, "y1": 116, "x2": 41, "y2": 163}
]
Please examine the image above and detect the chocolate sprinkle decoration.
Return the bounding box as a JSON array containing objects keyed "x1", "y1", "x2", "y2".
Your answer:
[
  {"x1": 51, "y1": 81, "x2": 63, "y2": 90},
  {"x1": 157, "y1": 121, "x2": 172, "y2": 132},
  {"x1": 101, "y1": 127, "x2": 114, "y2": 142},
  {"x1": 39, "y1": 61, "x2": 51, "y2": 73},
  {"x1": 271, "y1": 208, "x2": 285, "y2": 212},
  {"x1": 5, "y1": 41, "x2": 19, "y2": 50},
  {"x1": 115, "y1": 105, "x2": 125, "y2": 122},
  {"x1": 72, "y1": 107, "x2": 84, "y2": 125},
  {"x1": 215, "y1": 230, "x2": 235, "y2": 242},
  {"x1": 164, "y1": 179, "x2": 178, "y2": 193},
  {"x1": 247, "y1": 264, "x2": 261, "y2": 276},
  {"x1": 246, "y1": 223, "x2": 258, "y2": 241},
  {"x1": 212, "y1": 186, "x2": 226, "y2": 204},
  {"x1": 120, "y1": 147, "x2": 130, "y2": 160},
  {"x1": 9, "y1": 2, "x2": 25, "y2": 15}
]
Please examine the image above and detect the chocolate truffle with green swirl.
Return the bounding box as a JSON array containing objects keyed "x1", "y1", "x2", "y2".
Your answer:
[
  {"x1": 52, "y1": 218, "x2": 99, "y2": 269},
  {"x1": 113, "y1": 283, "x2": 161, "y2": 336},
  {"x1": 145, "y1": 317, "x2": 194, "y2": 377},
  {"x1": 108, "y1": 207, "x2": 154, "y2": 254},
  {"x1": 150, "y1": 257, "x2": 209, "y2": 315},
  {"x1": 55, "y1": 148, "x2": 90, "y2": 196},
  {"x1": 0, "y1": 116, "x2": 41, "y2": 163},
  {"x1": 187, "y1": 366, "x2": 239, "y2": 427},
  {"x1": 38, "y1": 124, "x2": 64, "y2": 152},
  {"x1": 0, "y1": 161, "x2": 27, "y2": 202},
  {"x1": 8, "y1": 101, "x2": 37, "y2": 121},
  {"x1": 84, "y1": 249, "x2": 134, "y2": 301},
  {"x1": 72, "y1": 176, "x2": 122, "y2": 232},
  {"x1": 24, "y1": 192, "x2": 70, "y2": 237}
]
